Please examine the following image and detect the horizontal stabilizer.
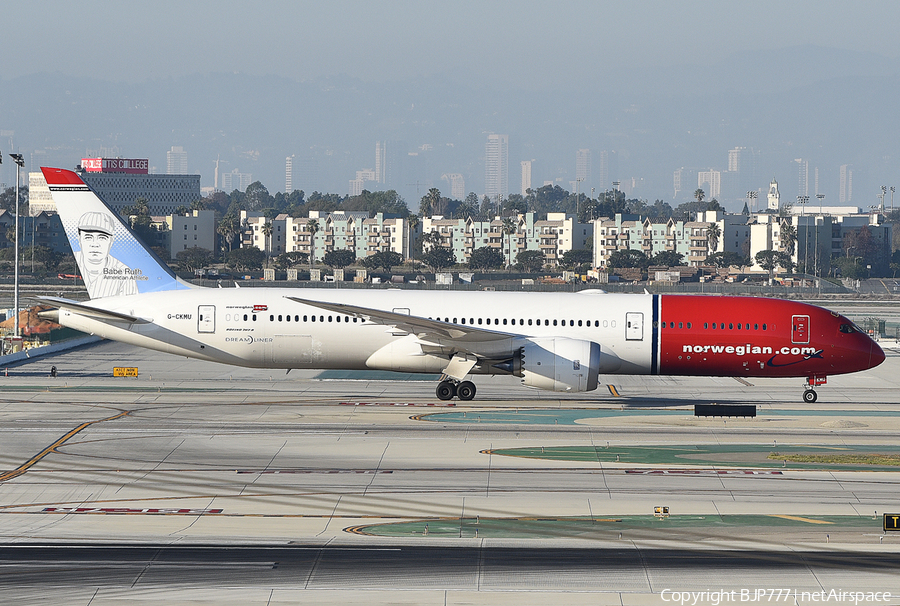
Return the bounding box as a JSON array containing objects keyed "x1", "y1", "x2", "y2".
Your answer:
[{"x1": 37, "y1": 296, "x2": 151, "y2": 324}]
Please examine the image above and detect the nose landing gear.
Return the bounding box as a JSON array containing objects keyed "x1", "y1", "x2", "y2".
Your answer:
[
  {"x1": 436, "y1": 379, "x2": 477, "y2": 401},
  {"x1": 803, "y1": 375, "x2": 826, "y2": 403}
]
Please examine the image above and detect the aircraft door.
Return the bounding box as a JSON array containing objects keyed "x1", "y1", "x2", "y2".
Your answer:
[
  {"x1": 792, "y1": 314, "x2": 809, "y2": 344},
  {"x1": 198, "y1": 305, "x2": 215, "y2": 334},
  {"x1": 625, "y1": 312, "x2": 644, "y2": 341}
]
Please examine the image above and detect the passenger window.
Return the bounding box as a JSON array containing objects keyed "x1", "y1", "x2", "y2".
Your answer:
[{"x1": 678, "y1": 322, "x2": 683, "y2": 329}]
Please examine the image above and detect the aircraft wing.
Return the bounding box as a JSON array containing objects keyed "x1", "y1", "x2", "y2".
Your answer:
[
  {"x1": 284, "y1": 296, "x2": 515, "y2": 343},
  {"x1": 37, "y1": 296, "x2": 152, "y2": 324}
]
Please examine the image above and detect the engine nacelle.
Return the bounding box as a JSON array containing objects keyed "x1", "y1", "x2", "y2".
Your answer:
[{"x1": 521, "y1": 337, "x2": 605, "y2": 392}]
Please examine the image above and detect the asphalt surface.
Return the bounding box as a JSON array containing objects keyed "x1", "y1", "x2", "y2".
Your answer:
[{"x1": 1, "y1": 340, "x2": 899, "y2": 604}]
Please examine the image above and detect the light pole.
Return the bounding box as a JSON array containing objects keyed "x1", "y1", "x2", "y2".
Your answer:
[
  {"x1": 574, "y1": 177, "x2": 583, "y2": 219},
  {"x1": 9, "y1": 153, "x2": 24, "y2": 339},
  {"x1": 879, "y1": 186, "x2": 887, "y2": 214},
  {"x1": 815, "y1": 193, "x2": 825, "y2": 278},
  {"x1": 891, "y1": 187, "x2": 895, "y2": 213},
  {"x1": 747, "y1": 191, "x2": 758, "y2": 214},
  {"x1": 797, "y1": 195, "x2": 808, "y2": 274}
]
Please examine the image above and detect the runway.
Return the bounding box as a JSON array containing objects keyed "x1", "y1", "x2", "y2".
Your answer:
[{"x1": 1, "y1": 340, "x2": 899, "y2": 604}]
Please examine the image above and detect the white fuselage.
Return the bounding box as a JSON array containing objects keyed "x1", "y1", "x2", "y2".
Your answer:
[{"x1": 58, "y1": 288, "x2": 652, "y2": 375}]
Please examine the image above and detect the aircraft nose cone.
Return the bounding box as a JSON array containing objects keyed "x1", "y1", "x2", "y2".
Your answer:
[{"x1": 870, "y1": 339, "x2": 886, "y2": 369}]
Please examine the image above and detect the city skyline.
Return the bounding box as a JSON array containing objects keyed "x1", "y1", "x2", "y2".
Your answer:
[{"x1": 2, "y1": 3, "x2": 898, "y2": 211}]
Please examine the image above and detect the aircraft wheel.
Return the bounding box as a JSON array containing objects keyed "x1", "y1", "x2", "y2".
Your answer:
[
  {"x1": 436, "y1": 381, "x2": 456, "y2": 401},
  {"x1": 456, "y1": 381, "x2": 476, "y2": 401},
  {"x1": 803, "y1": 389, "x2": 817, "y2": 403}
]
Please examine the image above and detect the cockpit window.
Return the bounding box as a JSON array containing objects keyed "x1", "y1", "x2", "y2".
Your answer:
[{"x1": 839, "y1": 323, "x2": 859, "y2": 334}]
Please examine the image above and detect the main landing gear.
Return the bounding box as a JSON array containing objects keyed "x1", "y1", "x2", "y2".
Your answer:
[
  {"x1": 436, "y1": 379, "x2": 477, "y2": 401},
  {"x1": 803, "y1": 375, "x2": 826, "y2": 403}
]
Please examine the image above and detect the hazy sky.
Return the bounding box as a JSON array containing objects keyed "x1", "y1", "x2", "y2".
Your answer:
[{"x1": 6, "y1": 1, "x2": 900, "y2": 87}]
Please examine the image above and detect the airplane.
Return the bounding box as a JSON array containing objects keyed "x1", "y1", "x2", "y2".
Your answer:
[{"x1": 37, "y1": 166, "x2": 884, "y2": 403}]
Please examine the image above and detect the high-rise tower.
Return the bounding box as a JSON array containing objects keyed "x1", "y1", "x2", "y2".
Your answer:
[
  {"x1": 166, "y1": 146, "x2": 188, "y2": 174},
  {"x1": 485, "y1": 134, "x2": 509, "y2": 203}
]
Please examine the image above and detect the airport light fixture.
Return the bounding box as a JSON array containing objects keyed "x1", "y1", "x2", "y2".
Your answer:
[
  {"x1": 747, "y1": 191, "x2": 758, "y2": 214},
  {"x1": 797, "y1": 196, "x2": 809, "y2": 275},
  {"x1": 575, "y1": 177, "x2": 583, "y2": 218},
  {"x1": 9, "y1": 153, "x2": 24, "y2": 339},
  {"x1": 880, "y1": 186, "x2": 887, "y2": 213},
  {"x1": 891, "y1": 187, "x2": 895, "y2": 213},
  {"x1": 815, "y1": 194, "x2": 825, "y2": 278}
]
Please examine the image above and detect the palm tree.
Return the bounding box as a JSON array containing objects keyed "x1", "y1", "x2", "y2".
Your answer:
[
  {"x1": 694, "y1": 189, "x2": 705, "y2": 207},
  {"x1": 780, "y1": 220, "x2": 796, "y2": 257},
  {"x1": 406, "y1": 214, "x2": 420, "y2": 261},
  {"x1": 261, "y1": 221, "x2": 273, "y2": 268},
  {"x1": 706, "y1": 222, "x2": 721, "y2": 254},
  {"x1": 501, "y1": 217, "x2": 517, "y2": 268},
  {"x1": 420, "y1": 188, "x2": 442, "y2": 217},
  {"x1": 306, "y1": 219, "x2": 320, "y2": 267},
  {"x1": 217, "y1": 213, "x2": 241, "y2": 253}
]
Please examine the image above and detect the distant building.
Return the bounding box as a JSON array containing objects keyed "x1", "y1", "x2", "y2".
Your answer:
[
  {"x1": 349, "y1": 169, "x2": 377, "y2": 196},
  {"x1": 484, "y1": 134, "x2": 509, "y2": 202},
  {"x1": 698, "y1": 169, "x2": 721, "y2": 199},
  {"x1": 285, "y1": 155, "x2": 294, "y2": 194},
  {"x1": 597, "y1": 151, "x2": 616, "y2": 190},
  {"x1": 520, "y1": 160, "x2": 533, "y2": 196},
  {"x1": 166, "y1": 146, "x2": 188, "y2": 174},
  {"x1": 242, "y1": 210, "x2": 415, "y2": 264},
  {"x1": 375, "y1": 140, "x2": 406, "y2": 189},
  {"x1": 840, "y1": 164, "x2": 853, "y2": 203},
  {"x1": 221, "y1": 168, "x2": 253, "y2": 193},
  {"x1": 673, "y1": 167, "x2": 699, "y2": 200},
  {"x1": 77, "y1": 158, "x2": 201, "y2": 216},
  {"x1": 766, "y1": 178, "x2": 781, "y2": 212},
  {"x1": 576, "y1": 149, "x2": 591, "y2": 192},
  {"x1": 421, "y1": 212, "x2": 591, "y2": 267},
  {"x1": 166, "y1": 209, "x2": 216, "y2": 260},
  {"x1": 28, "y1": 172, "x2": 55, "y2": 215},
  {"x1": 795, "y1": 158, "x2": 809, "y2": 197},
  {"x1": 441, "y1": 173, "x2": 466, "y2": 200},
  {"x1": 0, "y1": 209, "x2": 68, "y2": 254}
]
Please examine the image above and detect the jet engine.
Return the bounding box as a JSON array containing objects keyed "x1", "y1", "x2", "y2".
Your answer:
[{"x1": 520, "y1": 337, "x2": 606, "y2": 392}]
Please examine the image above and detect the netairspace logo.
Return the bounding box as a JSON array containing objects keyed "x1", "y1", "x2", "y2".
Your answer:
[{"x1": 660, "y1": 589, "x2": 892, "y2": 605}]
